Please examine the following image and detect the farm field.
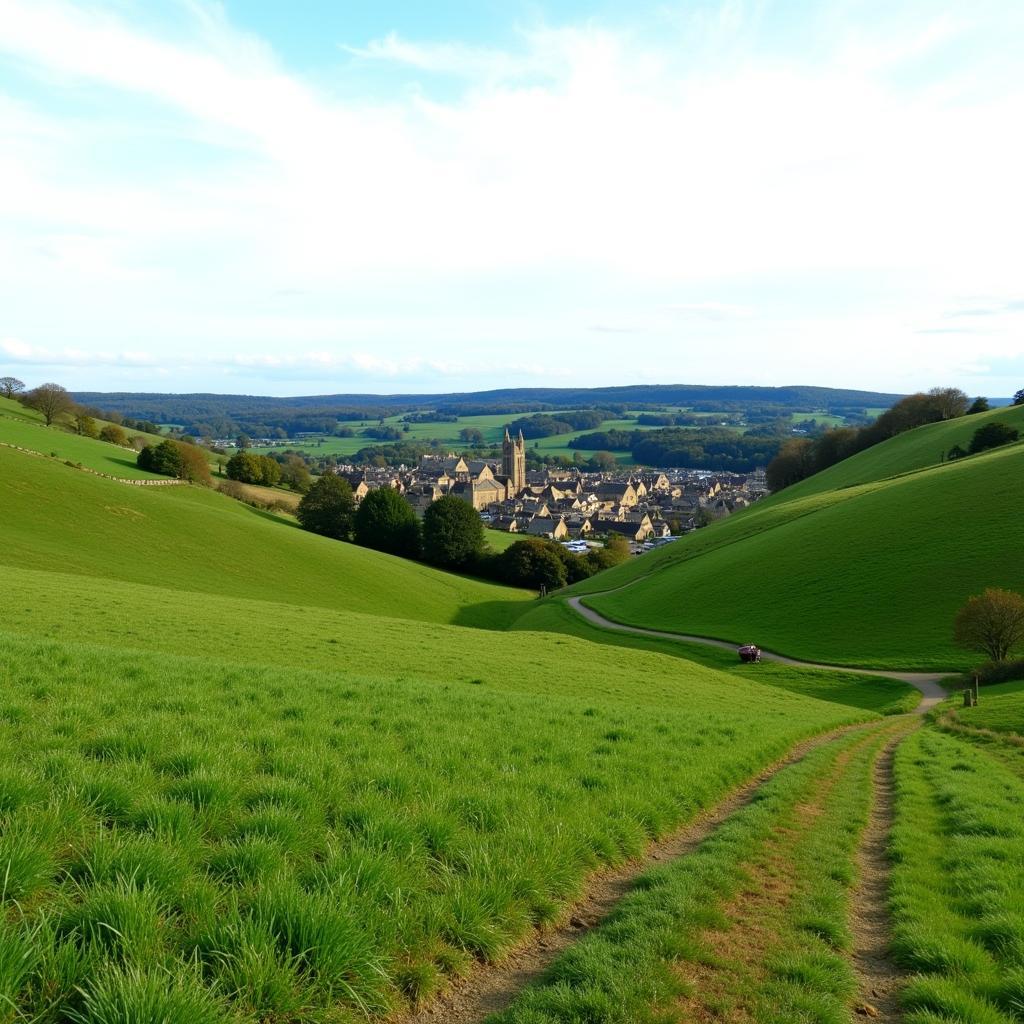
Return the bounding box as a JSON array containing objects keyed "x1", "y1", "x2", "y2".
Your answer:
[
  {"x1": 568, "y1": 437, "x2": 1024, "y2": 670},
  {"x1": 0, "y1": 445, "x2": 532, "y2": 628}
]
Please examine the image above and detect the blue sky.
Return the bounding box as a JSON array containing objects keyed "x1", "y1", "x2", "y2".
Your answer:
[{"x1": 1, "y1": 0, "x2": 1022, "y2": 396}]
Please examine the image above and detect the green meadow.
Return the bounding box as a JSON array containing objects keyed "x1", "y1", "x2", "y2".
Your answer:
[
  {"x1": 0, "y1": 446, "x2": 531, "y2": 628},
  {"x1": 569, "y1": 435, "x2": 1024, "y2": 670}
]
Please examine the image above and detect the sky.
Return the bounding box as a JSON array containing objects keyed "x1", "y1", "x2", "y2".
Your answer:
[{"x1": 0, "y1": 0, "x2": 1022, "y2": 397}]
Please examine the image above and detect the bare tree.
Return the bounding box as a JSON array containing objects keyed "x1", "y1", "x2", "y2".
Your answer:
[
  {"x1": 927, "y1": 387, "x2": 970, "y2": 420},
  {"x1": 955, "y1": 588, "x2": 1024, "y2": 662},
  {"x1": 25, "y1": 383, "x2": 74, "y2": 426},
  {"x1": 0, "y1": 376, "x2": 25, "y2": 399}
]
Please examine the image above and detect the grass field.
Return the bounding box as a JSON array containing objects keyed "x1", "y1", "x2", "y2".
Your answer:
[
  {"x1": 889, "y1": 725, "x2": 1024, "y2": 1023},
  {"x1": 0, "y1": 627, "x2": 864, "y2": 1022},
  {"x1": 567, "y1": 437, "x2": 1024, "y2": 670},
  {"x1": 0, "y1": 445, "x2": 531, "y2": 628}
]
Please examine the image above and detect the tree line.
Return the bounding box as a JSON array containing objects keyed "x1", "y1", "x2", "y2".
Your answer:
[{"x1": 767, "y1": 388, "x2": 1021, "y2": 491}]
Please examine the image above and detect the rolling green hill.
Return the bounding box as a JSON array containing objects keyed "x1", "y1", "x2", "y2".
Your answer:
[
  {"x1": 778, "y1": 400, "x2": 1024, "y2": 500},
  {"x1": 568, "y1": 437, "x2": 1024, "y2": 670},
  {"x1": 0, "y1": 445, "x2": 531, "y2": 627}
]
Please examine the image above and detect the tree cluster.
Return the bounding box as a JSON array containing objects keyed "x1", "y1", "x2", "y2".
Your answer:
[
  {"x1": 955, "y1": 589, "x2": 1024, "y2": 664},
  {"x1": 225, "y1": 451, "x2": 282, "y2": 486},
  {"x1": 766, "y1": 388, "x2": 973, "y2": 492},
  {"x1": 137, "y1": 440, "x2": 212, "y2": 484}
]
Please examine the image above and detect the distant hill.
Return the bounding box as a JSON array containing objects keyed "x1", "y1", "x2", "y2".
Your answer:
[{"x1": 74, "y1": 384, "x2": 903, "y2": 422}]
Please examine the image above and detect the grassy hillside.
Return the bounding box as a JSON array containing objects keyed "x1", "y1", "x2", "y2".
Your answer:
[
  {"x1": 0, "y1": 445, "x2": 531, "y2": 627},
  {"x1": 779, "y1": 401, "x2": 1024, "y2": 500},
  {"x1": 571, "y1": 439, "x2": 1024, "y2": 670}
]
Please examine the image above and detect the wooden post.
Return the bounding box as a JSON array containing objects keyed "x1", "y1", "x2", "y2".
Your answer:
[
  {"x1": 974, "y1": 674, "x2": 980, "y2": 706},
  {"x1": 963, "y1": 688, "x2": 974, "y2": 708}
]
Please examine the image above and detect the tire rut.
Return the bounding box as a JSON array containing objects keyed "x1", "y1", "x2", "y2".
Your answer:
[
  {"x1": 850, "y1": 725, "x2": 914, "y2": 1021},
  {"x1": 393, "y1": 721, "x2": 875, "y2": 1024}
]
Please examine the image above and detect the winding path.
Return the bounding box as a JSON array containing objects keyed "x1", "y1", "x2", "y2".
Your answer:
[{"x1": 567, "y1": 595, "x2": 950, "y2": 713}]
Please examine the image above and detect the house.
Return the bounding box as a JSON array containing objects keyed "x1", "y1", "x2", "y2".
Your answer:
[
  {"x1": 525, "y1": 516, "x2": 570, "y2": 540},
  {"x1": 595, "y1": 481, "x2": 638, "y2": 510},
  {"x1": 594, "y1": 514, "x2": 654, "y2": 542}
]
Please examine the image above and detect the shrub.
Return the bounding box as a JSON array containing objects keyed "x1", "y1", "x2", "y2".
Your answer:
[
  {"x1": 353, "y1": 488, "x2": 421, "y2": 559},
  {"x1": 296, "y1": 475, "x2": 355, "y2": 540},
  {"x1": 99, "y1": 424, "x2": 127, "y2": 446},
  {"x1": 499, "y1": 539, "x2": 569, "y2": 590},
  {"x1": 968, "y1": 421, "x2": 1020, "y2": 455}
]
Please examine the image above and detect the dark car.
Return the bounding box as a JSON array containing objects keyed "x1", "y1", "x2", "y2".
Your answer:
[{"x1": 738, "y1": 644, "x2": 762, "y2": 664}]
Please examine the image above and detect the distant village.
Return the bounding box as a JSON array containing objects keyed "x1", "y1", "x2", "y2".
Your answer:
[{"x1": 328, "y1": 430, "x2": 768, "y2": 548}]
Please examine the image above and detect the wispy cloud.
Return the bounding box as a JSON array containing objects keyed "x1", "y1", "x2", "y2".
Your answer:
[{"x1": 0, "y1": 1, "x2": 1023, "y2": 393}]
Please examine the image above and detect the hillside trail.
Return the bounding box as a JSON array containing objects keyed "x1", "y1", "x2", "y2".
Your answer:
[
  {"x1": 566, "y1": 594, "x2": 949, "y2": 712},
  {"x1": 849, "y1": 725, "x2": 914, "y2": 1021},
  {"x1": 394, "y1": 719, "x2": 880, "y2": 1024}
]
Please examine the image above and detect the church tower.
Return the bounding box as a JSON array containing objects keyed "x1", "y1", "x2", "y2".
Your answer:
[{"x1": 502, "y1": 428, "x2": 527, "y2": 495}]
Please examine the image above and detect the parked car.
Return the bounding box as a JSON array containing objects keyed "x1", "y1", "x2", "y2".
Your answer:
[{"x1": 738, "y1": 644, "x2": 762, "y2": 664}]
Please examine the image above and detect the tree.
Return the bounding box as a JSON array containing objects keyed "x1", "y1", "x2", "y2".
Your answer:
[
  {"x1": 968, "y1": 422, "x2": 1019, "y2": 455},
  {"x1": 926, "y1": 387, "x2": 970, "y2": 421},
  {"x1": 499, "y1": 538, "x2": 568, "y2": 590},
  {"x1": 955, "y1": 588, "x2": 1024, "y2": 662},
  {"x1": 280, "y1": 455, "x2": 312, "y2": 493},
  {"x1": 236, "y1": 433, "x2": 251, "y2": 449},
  {"x1": 226, "y1": 451, "x2": 262, "y2": 484},
  {"x1": 459, "y1": 427, "x2": 484, "y2": 445},
  {"x1": 1014, "y1": 389, "x2": 1024, "y2": 406},
  {"x1": 422, "y1": 495, "x2": 484, "y2": 567},
  {"x1": 297, "y1": 474, "x2": 355, "y2": 540},
  {"x1": 766, "y1": 437, "x2": 815, "y2": 491},
  {"x1": 25, "y1": 383, "x2": 73, "y2": 426},
  {"x1": 0, "y1": 377, "x2": 25, "y2": 399},
  {"x1": 175, "y1": 442, "x2": 212, "y2": 485},
  {"x1": 353, "y1": 488, "x2": 421, "y2": 558},
  {"x1": 74, "y1": 412, "x2": 99, "y2": 438},
  {"x1": 967, "y1": 397, "x2": 990, "y2": 415},
  {"x1": 99, "y1": 424, "x2": 127, "y2": 446},
  {"x1": 592, "y1": 451, "x2": 617, "y2": 471},
  {"x1": 137, "y1": 440, "x2": 183, "y2": 477},
  {"x1": 947, "y1": 444, "x2": 967, "y2": 461}
]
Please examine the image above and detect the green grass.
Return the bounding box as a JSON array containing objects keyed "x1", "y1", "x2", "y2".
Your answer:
[
  {"x1": 955, "y1": 681, "x2": 1024, "y2": 738},
  {"x1": 0, "y1": 445, "x2": 532, "y2": 628},
  {"x1": 490, "y1": 721, "x2": 899, "y2": 1024},
  {"x1": 484, "y1": 528, "x2": 523, "y2": 552},
  {"x1": 0, "y1": 629, "x2": 864, "y2": 1021},
  {"x1": 513, "y1": 599, "x2": 919, "y2": 715},
  {"x1": 889, "y1": 726, "x2": 1024, "y2": 1023},
  {"x1": 568, "y1": 439, "x2": 1024, "y2": 670},
  {"x1": 0, "y1": 399, "x2": 165, "y2": 480}
]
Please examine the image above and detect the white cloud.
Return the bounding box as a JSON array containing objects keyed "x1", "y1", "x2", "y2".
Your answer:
[{"x1": 0, "y1": 1, "x2": 1022, "y2": 392}]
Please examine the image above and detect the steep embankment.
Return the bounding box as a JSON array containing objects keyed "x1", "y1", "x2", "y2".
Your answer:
[
  {"x1": 0, "y1": 444, "x2": 531, "y2": 627},
  {"x1": 567, "y1": 436, "x2": 1024, "y2": 670}
]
